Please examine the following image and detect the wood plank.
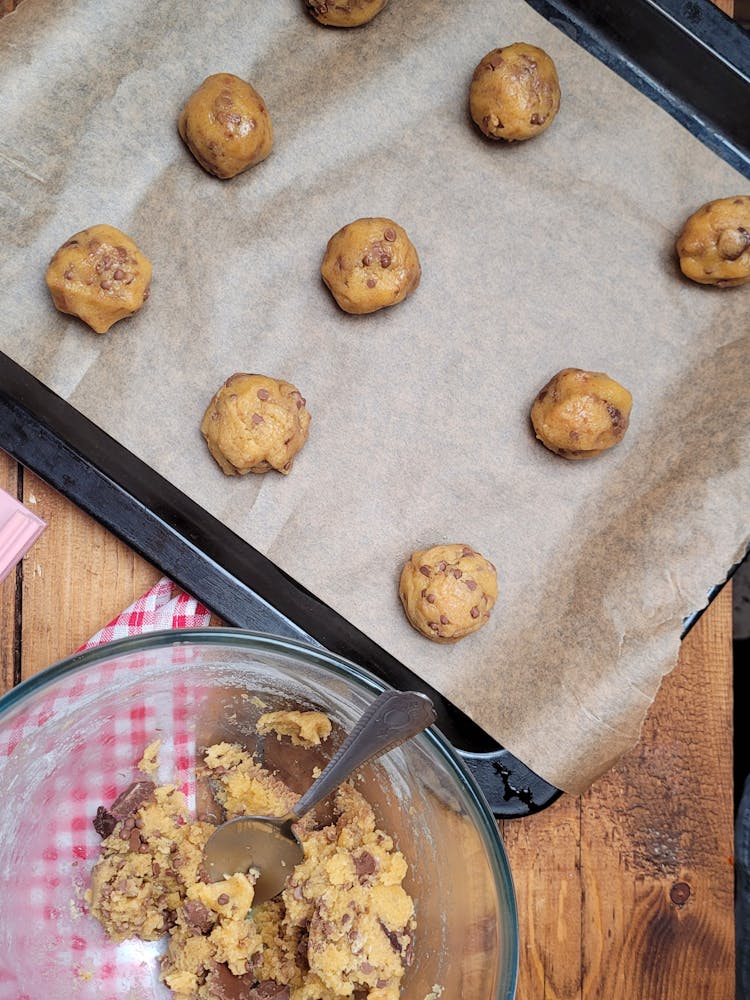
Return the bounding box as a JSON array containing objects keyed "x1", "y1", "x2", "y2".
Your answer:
[
  {"x1": 579, "y1": 585, "x2": 734, "y2": 999},
  {"x1": 0, "y1": 451, "x2": 20, "y2": 696},
  {"x1": 503, "y1": 587, "x2": 734, "y2": 999},
  {"x1": 19, "y1": 470, "x2": 161, "y2": 678}
]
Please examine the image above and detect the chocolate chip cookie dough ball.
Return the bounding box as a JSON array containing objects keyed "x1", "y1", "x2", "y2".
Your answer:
[
  {"x1": 531, "y1": 368, "x2": 632, "y2": 460},
  {"x1": 201, "y1": 373, "x2": 310, "y2": 475},
  {"x1": 321, "y1": 217, "x2": 421, "y2": 314},
  {"x1": 469, "y1": 43, "x2": 561, "y2": 142},
  {"x1": 399, "y1": 544, "x2": 498, "y2": 643},
  {"x1": 45, "y1": 224, "x2": 152, "y2": 334},
  {"x1": 676, "y1": 196, "x2": 750, "y2": 287},
  {"x1": 305, "y1": 0, "x2": 388, "y2": 27},
  {"x1": 178, "y1": 73, "x2": 273, "y2": 179}
]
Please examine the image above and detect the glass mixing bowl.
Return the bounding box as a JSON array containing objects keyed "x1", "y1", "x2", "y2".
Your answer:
[{"x1": 0, "y1": 630, "x2": 518, "y2": 1000}]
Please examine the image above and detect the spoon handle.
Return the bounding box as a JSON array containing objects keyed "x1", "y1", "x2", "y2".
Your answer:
[{"x1": 291, "y1": 690, "x2": 436, "y2": 821}]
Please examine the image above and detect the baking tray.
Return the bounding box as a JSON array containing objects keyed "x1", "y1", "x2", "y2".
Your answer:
[{"x1": 2, "y1": 0, "x2": 749, "y2": 817}]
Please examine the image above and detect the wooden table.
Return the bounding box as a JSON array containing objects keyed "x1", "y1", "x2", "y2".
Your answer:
[{"x1": 0, "y1": 450, "x2": 735, "y2": 999}]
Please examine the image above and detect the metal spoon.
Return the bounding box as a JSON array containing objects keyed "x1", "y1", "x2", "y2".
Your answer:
[{"x1": 202, "y1": 689, "x2": 436, "y2": 904}]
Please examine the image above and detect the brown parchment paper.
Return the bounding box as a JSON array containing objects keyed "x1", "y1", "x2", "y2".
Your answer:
[{"x1": 1, "y1": 0, "x2": 748, "y2": 795}]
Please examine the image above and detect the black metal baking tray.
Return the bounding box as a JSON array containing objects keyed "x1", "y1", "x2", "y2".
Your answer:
[{"x1": 2, "y1": 0, "x2": 749, "y2": 818}]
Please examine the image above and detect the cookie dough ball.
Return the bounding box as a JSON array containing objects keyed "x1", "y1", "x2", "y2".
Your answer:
[
  {"x1": 305, "y1": 0, "x2": 388, "y2": 27},
  {"x1": 531, "y1": 368, "x2": 632, "y2": 460},
  {"x1": 178, "y1": 73, "x2": 273, "y2": 179},
  {"x1": 676, "y1": 196, "x2": 750, "y2": 287},
  {"x1": 45, "y1": 225, "x2": 152, "y2": 334},
  {"x1": 321, "y1": 217, "x2": 421, "y2": 314},
  {"x1": 469, "y1": 43, "x2": 561, "y2": 142},
  {"x1": 201, "y1": 373, "x2": 311, "y2": 475},
  {"x1": 399, "y1": 544, "x2": 498, "y2": 643}
]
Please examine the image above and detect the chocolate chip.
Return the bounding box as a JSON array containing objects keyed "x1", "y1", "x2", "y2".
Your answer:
[
  {"x1": 439, "y1": 614, "x2": 449, "y2": 625},
  {"x1": 429, "y1": 623, "x2": 439, "y2": 631},
  {"x1": 252, "y1": 413, "x2": 264, "y2": 425},
  {"x1": 152, "y1": 861, "x2": 161, "y2": 877},
  {"x1": 113, "y1": 268, "x2": 125, "y2": 281},
  {"x1": 452, "y1": 568, "x2": 462, "y2": 579},
  {"x1": 217, "y1": 893, "x2": 230, "y2": 905},
  {"x1": 362, "y1": 253, "x2": 372, "y2": 266},
  {"x1": 380, "y1": 253, "x2": 392, "y2": 268},
  {"x1": 426, "y1": 593, "x2": 435, "y2": 604},
  {"x1": 100, "y1": 279, "x2": 112, "y2": 290},
  {"x1": 360, "y1": 961, "x2": 375, "y2": 974},
  {"x1": 63, "y1": 268, "x2": 74, "y2": 281},
  {"x1": 530, "y1": 113, "x2": 546, "y2": 126},
  {"x1": 128, "y1": 829, "x2": 142, "y2": 853},
  {"x1": 109, "y1": 780, "x2": 156, "y2": 820},
  {"x1": 93, "y1": 806, "x2": 117, "y2": 839},
  {"x1": 383, "y1": 228, "x2": 396, "y2": 242},
  {"x1": 470, "y1": 607, "x2": 480, "y2": 619},
  {"x1": 606, "y1": 403, "x2": 622, "y2": 428},
  {"x1": 419, "y1": 565, "x2": 430, "y2": 577},
  {"x1": 257, "y1": 388, "x2": 270, "y2": 400},
  {"x1": 437, "y1": 561, "x2": 447, "y2": 572},
  {"x1": 366, "y1": 277, "x2": 377, "y2": 288}
]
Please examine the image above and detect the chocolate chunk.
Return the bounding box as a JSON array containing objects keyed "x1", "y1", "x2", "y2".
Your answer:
[
  {"x1": 183, "y1": 899, "x2": 214, "y2": 934},
  {"x1": 354, "y1": 851, "x2": 378, "y2": 877},
  {"x1": 93, "y1": 806, "x2": 117, "y2": 839},
  {"x1": 109, "y1": 780, "x2": 156, "y2": 820},
  {"x1": 248, "y1": 982, "x2": 290, "y2": 1000},
  {"x1": 205, "y1": 962, "x2": 259, "y2": 999}
]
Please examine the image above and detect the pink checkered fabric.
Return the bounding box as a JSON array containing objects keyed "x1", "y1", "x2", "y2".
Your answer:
[{"x1": 0, "y1": 578, "x2": 212, "y2": 999}]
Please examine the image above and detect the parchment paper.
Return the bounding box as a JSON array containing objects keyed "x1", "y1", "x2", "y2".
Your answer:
[{"x1": 1, "y1": 0, "x2": 748, "y2": 795}]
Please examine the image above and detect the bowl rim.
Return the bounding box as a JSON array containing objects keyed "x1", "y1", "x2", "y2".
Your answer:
[{"x1": 0, "y1": 626, "x2": 519, "y2": 1000}]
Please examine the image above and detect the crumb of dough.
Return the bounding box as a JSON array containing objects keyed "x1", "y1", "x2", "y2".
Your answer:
[
  {"x1": 423, "y1": 986, "x2": 444, "y2": 1000},
  {"x1": 257, "y1": 710, "x2": 332, "y2": 747},
  {"x1": 89, "y1": 738, "x2": 415, "y2": 999},
  {"x1": 399, "y1": 543, "x2": 498, "y2": 643},
  {"x1": 138, "y1": 738, "x2": 162, "y2": 775},
  {"x1": 45, "y1": 224, "x2": 152, "y2": 334}
]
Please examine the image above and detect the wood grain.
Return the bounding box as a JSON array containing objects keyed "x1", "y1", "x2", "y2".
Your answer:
[
  {"x1": 503, "y1": 585, "x2": 734, "y2": 999},
  {"x1": 0, "y1": 456, "x2": 19, "y2": 697}
]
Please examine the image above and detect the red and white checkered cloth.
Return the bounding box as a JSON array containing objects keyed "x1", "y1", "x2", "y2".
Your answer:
[
  {"x1": 77, "y1": 577, "x2": 212, "y2": 651},
  {"x1": 0, "y1": 578, "x2": 212, "y2": 1000}
]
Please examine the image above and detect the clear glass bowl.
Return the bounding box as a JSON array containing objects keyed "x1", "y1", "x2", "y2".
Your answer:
[{"x1": 0, "y1": 630, "x2": 518, "y2": 999}]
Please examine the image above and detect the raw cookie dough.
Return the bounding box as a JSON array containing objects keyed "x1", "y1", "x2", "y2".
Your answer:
[
  {"x1": 676, "y1": 196, "x2": 750, "y2": 286},
  {"x1": 469, "y1": 43, "x2": 561, "y2": 142},
  {"x1": 399, "y1": 543, "x2": 498, "y2": 643},
  {"x1": 305, "y1": 0, "x2": 388, "y2": 27},
  {"x1": 88, "y1": 739, "x2": 415, "y2": 1000},
  {"x1": 178, "y1": 73, "x2": 273, "y2": 179},
  {"x1": 321, "y1": 217, "x2": 421, "y2": 314},
  {"x1": 201, "y1": 373, "x2": 311, "y2": 476},
  {"x1": 45, "y1": 224, "x2": 152, "y2": 334},
  {"x1": 530, "y1": 367, "x2": 632, "y2": 460},
  {"x1": 257, "y1": 710, "x2": 332, "y2": 747}
]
